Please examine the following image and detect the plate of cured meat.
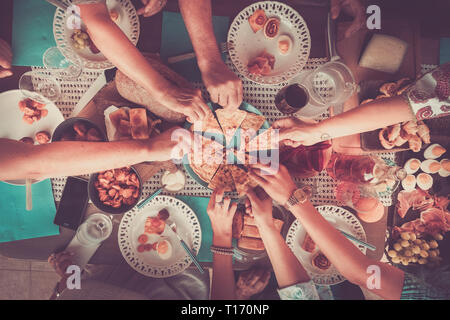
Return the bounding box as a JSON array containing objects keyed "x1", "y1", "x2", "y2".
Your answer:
[
  {"x1": 227, "y1": 1, "x2": 311, "y2": 85},
  {"x1": 118, "y1": 195, "x2": 201, "y2": 278}
]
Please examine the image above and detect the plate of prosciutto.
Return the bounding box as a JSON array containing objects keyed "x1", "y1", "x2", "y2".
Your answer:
[{"x1": 227, "y1": 1, "x2": 311, "y2": 85}]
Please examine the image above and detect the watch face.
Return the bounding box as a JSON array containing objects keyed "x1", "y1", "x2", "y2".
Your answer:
[{"x1": 294, "y1": 188, "x2": 307, "y2": 202}]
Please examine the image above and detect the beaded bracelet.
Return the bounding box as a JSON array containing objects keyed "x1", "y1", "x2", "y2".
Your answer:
[{"x1": 210, "y1": 245, "x2": 235, "y2": 256}]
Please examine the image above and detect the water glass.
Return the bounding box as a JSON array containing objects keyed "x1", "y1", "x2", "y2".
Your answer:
[
  {"x1": 19, "y1": 70, "x2": 61, "y2": 103},
  {"x1": 43, "y1": 46, "x2": 83, "y2": 80},
  {"x1": 76, "y1": 213, "x2": 113, "y2": 247}
]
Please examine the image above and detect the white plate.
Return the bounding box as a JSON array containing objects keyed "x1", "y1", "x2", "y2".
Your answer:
[
  {"x1": 227, "y1": 1, "x2": 311, "y2": 85},
  {"x1": 285, "y1": 205, "x2": 367, "y2": 285},
  {"x1": 53, "y1": 0, "x2": 140, "y2": 70},
  {"x1": 118, "y1": 195, "x2": 202, "y2": 278},
  {"x1": 0, "y1": 90, "x2": 65, "y2": 185}
]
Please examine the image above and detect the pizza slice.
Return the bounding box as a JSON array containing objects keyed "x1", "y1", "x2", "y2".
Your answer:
[
  {"x1": 215, "y1": 109, "x2": 247, "y2": 146},
  {"x1": 189, "y1": 135, "x2": 225, "y2": 183},
  {"x1": 208, "y1": 164, "x2": 235, "y2": 192},
  {"x1": 247, "y1": 127, "x2": 279, "y2": 152},
  {"x1": 240, "y1": 112, "x2": 265, "y2": 136},
  {"x1": 229, "y1": 165, "x2": 258, "y2": 195},
  {"x1": 129, "y1": 108, "x2": 149, "y2": 140}
]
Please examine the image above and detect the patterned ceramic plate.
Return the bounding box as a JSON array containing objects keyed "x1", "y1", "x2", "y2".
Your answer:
[
  {"x1": 285, "y1": 205, "x2": 367, "y2": 285},
  {"x1": 227, "y1": 1, "x2": 311, "y2": 85},
  {"x1": 53, "y1": 0, "x2": 140, "y2": 70},
  {"x1": 118, "y1": 195, "x2": 202, "y2": 278}
]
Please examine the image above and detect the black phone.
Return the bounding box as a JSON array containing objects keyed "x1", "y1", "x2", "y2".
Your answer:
[{"x1": 54, "y1": 176, "x2": 89, "y2": 230}]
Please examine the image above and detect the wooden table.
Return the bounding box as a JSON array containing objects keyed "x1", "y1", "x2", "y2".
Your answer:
[{"x1": 0, "y1": 0, "x2": 444, "y2": 266}]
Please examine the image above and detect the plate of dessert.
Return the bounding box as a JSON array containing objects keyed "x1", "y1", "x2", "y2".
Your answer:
[
  {"x1": 227, "y1": 1, "x2": 311, "y2": 84},
  {"x1": 285, "y1": 205, "x2": 367, "y2": 285},
  {"x1": 53, "y1": 0, "x2": 140, "y2": 70},
  {"x1": 118, "y1": 195, "x2": 202, "y2": 278}
]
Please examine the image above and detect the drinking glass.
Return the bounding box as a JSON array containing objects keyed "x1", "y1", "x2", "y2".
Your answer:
[
  {"x1": 293, "y1": 60, "x2": 356, "y2": 118},
  {"x1": 19, "y1": 70, "x2": 61, "y2": 103},
  {"x1": 43, "y1": 46, "x2": 83, "y2": 80},
  {"x1": 76, "y1": 213, "x2": 113, "y2": 247}
]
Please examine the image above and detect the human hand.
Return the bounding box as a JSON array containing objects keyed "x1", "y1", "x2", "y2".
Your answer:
[
  {"x1": 160, "y1": 85, "x2": 211, "y2": 123},
  {"x1": 272, "y1": 117, "x2": 323, "y2": 147},
  {"x1": 0, "y1": 38, "x2": 13, "y2": 78},
  {"x1": 330, "y1": 0, "x2": 365, "y2": 38},
  {"x1": 137, "y1": 0, "x2": 167, "y2": 17},
  {"x1": 207, "y1": 188, "x2": 238, "y2": 246},
  {"x1": 236, "y1": 267, "x2": 271, "y2": 300},
  {"x1": 148, "y1": 126, "x2": 192, "y2": 161},
  {"x1": 48, "y1": 251, "x2": 74, "y2": 279},
  {"x1": 244, "y1": 187, "x2": 274, "y2": 231},
  {"x1": 200, "y1": 59, "x2": 243, "y2": 110},
  {"x1": 248, "y1": 163, "x2": 297, "y2": 205}
]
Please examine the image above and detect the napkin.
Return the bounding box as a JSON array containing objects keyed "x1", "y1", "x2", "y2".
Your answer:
[
  {"x1": 160, "y1": 11, "x2": 229, "y2": 82},
  {"x1": 0, "y1": 179, "x2": 59, "y2": 243},
  {"x1": 12, "y1": 0, "x2": 56, "y2": 67},
  {"x1": 440, "y1": 38, "x2": 450, "y2": 64}
]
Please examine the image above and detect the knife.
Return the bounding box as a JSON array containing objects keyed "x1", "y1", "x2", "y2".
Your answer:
[{"x1": 46, "y1": 0, "x2": 68, "y2": 11}]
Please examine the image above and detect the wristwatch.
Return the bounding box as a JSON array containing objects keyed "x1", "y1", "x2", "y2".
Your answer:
[{"x1": 284, "y1": 187, "x2": 310, "y2": 209}]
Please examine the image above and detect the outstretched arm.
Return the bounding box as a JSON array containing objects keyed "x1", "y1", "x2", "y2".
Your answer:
[
  {"x1": 245, "y1": 187, "x2": 311, "y2": 289},
  {"x1": 207, "y1": 188, "x2": 237, "y2": 300},
  {"x1": 77, "y1": 3, "x2": 209, "y2": 122},
  {"x1": 249, "y1": 163, "x2": 405, "y2": 300},
  {"x1": 0, "y1": 127, "x2": 190, "y2": 181},
  {"x1": 178, "y1": 0, "x2": 243, "y2": 109}
]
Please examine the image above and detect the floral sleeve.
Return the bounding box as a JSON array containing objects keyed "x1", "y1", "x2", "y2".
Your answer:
[{"x1": 402, "y1": 62, "x2": 450, "y2": 121}]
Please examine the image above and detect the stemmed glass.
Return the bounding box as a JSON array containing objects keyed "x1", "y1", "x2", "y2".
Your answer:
[
  {"x1": 19, "y1": 70, "x2": 61, "y2": 103},
  {"x1": 76, "y1": 213, "x2": 113, "y2": 247},
  {"x1": 43, "y1": 46, "x2": 83, "y2": 80}
]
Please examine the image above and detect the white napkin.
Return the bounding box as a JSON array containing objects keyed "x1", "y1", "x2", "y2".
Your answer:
[{"x1": 103, "y1": 105, "x2": 130, "y2": 141}]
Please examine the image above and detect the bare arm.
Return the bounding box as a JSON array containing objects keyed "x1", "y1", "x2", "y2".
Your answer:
[
  {"x1": 178, "y1": 0, "x2": 243, "y2": 109},
  {"x1": 274, "y1": 95, "x2": 415, "y2": 146},
  {"x1": 0, "y1": 127, "x2": 189, "y2": 180},
  {"x1": 245, "y1": 188, "x2": 310, "y2": 289},
  {"x1": 207, "y1": 189, "x2": 237, "y2": 300}
]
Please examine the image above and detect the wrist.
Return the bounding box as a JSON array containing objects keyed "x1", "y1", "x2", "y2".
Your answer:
[
  {"x1": 213, "y1": 233, "x2": 232, "y2": 247},
  {"x1": 314, "y1": 121, "x2": 332, "y2": 142},
  {"x1": 197, "y1": 53, "x2": 223, "y2": 73}
]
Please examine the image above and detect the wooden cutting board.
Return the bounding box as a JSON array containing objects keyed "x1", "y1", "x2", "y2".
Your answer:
[{"x1": 331, "y1": 17, "x2": 421, "y2": 155}]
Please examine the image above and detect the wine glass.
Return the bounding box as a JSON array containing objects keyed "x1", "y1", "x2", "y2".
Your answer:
[
  {"x1": 19, "y1": 70, "x2": 61, "y2": 103},
  {"x1": 43, "y1": 46, "x2": 83, "y2": 80}
]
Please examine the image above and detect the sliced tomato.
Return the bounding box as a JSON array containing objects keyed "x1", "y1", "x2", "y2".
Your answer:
[
  {"x1": 137, "y1": 244, "x2": 146, "y2": 253},
  {"x1": 138, "y1": 234, "x2": 148, "y2": 244},
  {"x1": 144, "y1": 243, "x2": 153, "y2": 251}
]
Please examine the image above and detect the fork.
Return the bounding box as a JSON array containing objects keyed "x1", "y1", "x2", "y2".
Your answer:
[
  {"x1": 168, "y1": 221, "x2": 204, "y2": 274},
  {"x1": 167, "y1": 42, "x2": 228, "y2": 64}
]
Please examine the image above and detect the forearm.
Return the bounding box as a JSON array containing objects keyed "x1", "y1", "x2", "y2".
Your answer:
[
  {"x1": 178, "y1": 0, "x2": 222, "y2": 69},
  {"x1": 79, "y1": 4, "x2": 171, "y2": 97},
  {"x1": 0, "y1": 139, "x2": 156, "y2": 180},
  {"x1": 317, "y1": 96, "x2": 414, "y2": 139},
  {"x1": 210, "y1": 234, "x2": 235, "y2": 300},
  {"x1": 289, "y1": 201, "x2": 404, "y2": 299},
  {"x1": 258, "y1": 224, "x2": 310, "y2": 288}
]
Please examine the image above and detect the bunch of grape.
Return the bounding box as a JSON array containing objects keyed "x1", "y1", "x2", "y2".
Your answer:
[{"x1": 388, "y1": 232, "x2": 443, "y2": 267}]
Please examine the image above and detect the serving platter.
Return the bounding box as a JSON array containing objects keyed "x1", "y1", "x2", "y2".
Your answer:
[
  {"x1": 53, "y1": 0, "x2": 140, "y2": 70},
  {"x1": 0, "y1": 90, "x2": 64, "y2": 185},
  {"x1": 285, "y1": 205, "x2": 367, "y2": 285},
  {"x1": 227, "y1": 1, "x2": 311, "y2": 85},
  {"x1": 183, "y1": 102, "x2": 270, "y2": 191},
  {"x1": 118, "y1": 195, "x2": 201, "y2": 278}
]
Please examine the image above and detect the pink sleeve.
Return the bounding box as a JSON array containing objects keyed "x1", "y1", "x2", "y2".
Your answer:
[{"x1": 402, "y1": 63, "x2": 450, "y2": 121}]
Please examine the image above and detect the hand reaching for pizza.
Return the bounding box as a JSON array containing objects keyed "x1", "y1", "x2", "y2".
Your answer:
[
  {"x1": 330, "y1": 0, "x2": 365, "y2": 38},
  {"x1": 248, "y1": 163, "x2": 297, "y2": 206},
  {"x1": 147, "y1": 126, "x2": 192, "y2": 161},
  {"x1": 200, "y1": 59, "x2": 243, "y2": 110},
  {"x1": 0, "y1": 38, "x2": 13, "y2": 78},
  {"x1": 236, "y1": 267, "x2": 271, "y2": 300},
  {"x1": 137, "y1": 0, "x2": 167, "y2": 17},
  {"x1": 272, "y1": 117, "x2": 323, "y2": 147},
  {"x1": 160, "y1": 85, "x2": 211, "y2": 123},
  {"x1": 244, "y1": 187, "x2": 274, "y2": 231},
  {"x1": 207, "y1": 188, "x2": 238, "y2": 246}
]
